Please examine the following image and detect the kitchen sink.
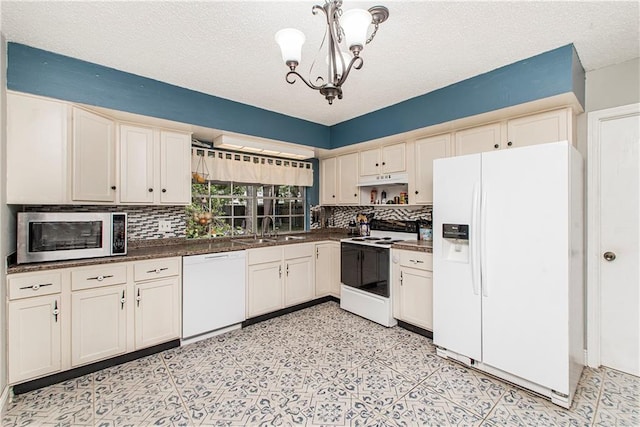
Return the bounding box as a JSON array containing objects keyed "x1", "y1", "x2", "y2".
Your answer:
[
  {"x1": 235, "y1": 237, "x2": 276, "y2": 245},
  {"x1": 273, "y1": 235, "x2": 306, "y2": 241}
]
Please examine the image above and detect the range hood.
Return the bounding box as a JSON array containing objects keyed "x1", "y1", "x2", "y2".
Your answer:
[{"x1": 358, "y1": 172, "x2": 409, "y2": 186}]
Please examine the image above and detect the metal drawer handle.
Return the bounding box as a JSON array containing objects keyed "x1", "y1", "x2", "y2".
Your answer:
[
  {"x1": 88, "y1": 275, "x2": 114, "y2": 281},
  {"x1": 53, "y1": 300, "x2": 59, "y2": 322},
  {"x1": 147, "y1": 267, "x2": 168, "y2": 274},
  {"x1": 410, "y1": 259, "x2": 424, "y2": 264},
  {"x1": 20, "y1": 283, "x2": 53, "y2": 291}
]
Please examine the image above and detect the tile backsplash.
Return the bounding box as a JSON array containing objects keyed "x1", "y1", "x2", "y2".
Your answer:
[
  {"x1": 23, "y1": 205, "x2": 186, "y2": 241},
  {"x1": 311, "y1": 205, "x2": 432, "y2": 229}
]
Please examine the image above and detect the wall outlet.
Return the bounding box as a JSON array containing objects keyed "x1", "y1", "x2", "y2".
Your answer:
[{"x1": 158, "y1": 220, "x2": 172, "y2": 233}]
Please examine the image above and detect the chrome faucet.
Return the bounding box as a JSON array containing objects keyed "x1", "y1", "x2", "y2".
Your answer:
[{"x1": 261, "y1": 215, "x2": 274, "y2": 237}]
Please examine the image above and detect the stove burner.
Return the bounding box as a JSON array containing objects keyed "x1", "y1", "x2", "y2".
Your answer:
[
  {"x1": 351, "y1": 238, "x2": 365, "y2": 241},
  {"x1": 374, "y1": 239, "x2": 404, "y2": 245},
  {"x1": 364, "y1": 237, "x2": 382, "y2": 241}
]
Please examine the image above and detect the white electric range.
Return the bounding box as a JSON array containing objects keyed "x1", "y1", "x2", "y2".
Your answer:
[{"x1": 339, "y1": 219, "x2": 418, "y2": 327}]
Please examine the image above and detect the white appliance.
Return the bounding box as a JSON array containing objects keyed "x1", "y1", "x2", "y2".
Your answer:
[
  {"x1": 182, "y1": 251, "x2": 246, "y2": 344},
  {"x1": 433, "y1": 141, "x2": 584, "y2": 409},
  {"x1": 340, "y1": 219, "x2": 417, "y2": 327}
]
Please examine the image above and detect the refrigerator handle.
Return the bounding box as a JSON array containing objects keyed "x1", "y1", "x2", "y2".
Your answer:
[
  {"x1": 471, "y1": 182, "x2": 481, "y2": 295},
  {"x1": 481, "y1": 189, "x2": 489, "y2": 297}
]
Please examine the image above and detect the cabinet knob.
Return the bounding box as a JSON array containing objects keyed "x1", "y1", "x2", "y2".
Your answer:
[
  {"x1": 375, "y1": 163, "x2": 379, "y2": 167},
  {"x1": 162, "y1": 188, "x2": 167, "y2": 193},
  {"x1": 415, "y1": 190, "x2": 419, "y2": 195},
  {"x1": 354, "y1": 193, "x2": 357, "y2": 197},
  {"x1": 111, "y1": 186, "x2": 116, "y2": 190},
  {"x1": 507, "y1": 141, "x2": 513, "y2": 147},
  {"x1": 494, "y1": 144, "x2": 499, "y2": 149},
  {"x1": 332, "y1": 195, "x2": 335, "y2": 198},
  {"x1": 382, "y1": 162, "x2": 386, "y2": 166},
  {"x1": 148, "y1": 188, "x2": 154, "y2": 192}
]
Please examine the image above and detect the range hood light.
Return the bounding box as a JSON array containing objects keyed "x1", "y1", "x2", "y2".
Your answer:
[{"x1": 213, "y1": 135, "x2": 314, "y2": 159}]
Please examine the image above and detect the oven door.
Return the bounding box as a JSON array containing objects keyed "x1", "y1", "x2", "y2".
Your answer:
[{"x1": 340, "y1": 242, "x2": 390, "y2": 297}]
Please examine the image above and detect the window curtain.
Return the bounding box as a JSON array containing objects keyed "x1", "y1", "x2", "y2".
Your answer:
[{"x1": 192, "y1": 149, "x2": 314, "y2": 186}]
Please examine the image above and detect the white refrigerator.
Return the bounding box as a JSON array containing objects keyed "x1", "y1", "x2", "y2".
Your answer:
[{"x1": 432, "y1": 141, "x2": 584, "y2": 408}]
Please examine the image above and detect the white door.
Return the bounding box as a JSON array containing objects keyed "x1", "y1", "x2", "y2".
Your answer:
[
  {"x1": 481, "y1": 143, "x2": 570, "y2": 393},
  {"x1": 381, "y1": 143, "x2": 406, "y2": 174},
  {"x1": 160, "y1": 131, "x2": 192, "y2": 204},
  {"x1": 285, "y1": 255, "x2": 314, "y2": 306},
  {"x1": 135, "y1": 278, "x2": 181, "y2": 349},
  {"x1": 413, "y1": 134, "x2": 451, "y2": 204},
  {"x1": 315, "y1": 243, "x2": 332, "y2": 297},
  {"x1": 433, "y1": 154, "x2": 482, "y2": 361},
  {"x1": 399, "y1": 267, "x2": 433, "y2": 330},
  {"x1": 588, "y1": 104, "x2": 640, "y2": 376},
  {"x1": 71, "y1": 285, "x2": 127, "y2": 366},
  {"x1": 337, "y1": 152, "x2": 360, "y2": 204},
  {"x1": 120, "y1": 125, "x2": 155, "y2": 203},
  {"x1": 247, "y1": 261, "x2": 283, "y2": 317}
]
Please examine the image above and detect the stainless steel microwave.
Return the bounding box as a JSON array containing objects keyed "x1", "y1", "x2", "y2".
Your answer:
[{"x1": 17, "y1": 212, "x2": 127, "y2": 264}]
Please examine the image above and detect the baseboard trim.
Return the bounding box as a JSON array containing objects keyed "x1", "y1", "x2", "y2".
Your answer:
[
  {"x1": 397, "y1": 320, "x2": 433, "y2": 339},
  {"x1": 243, "y1": 295, "x2": 339, "y2": 327},
  {"x1": 12, "y1": 339, "x2": 180, "y2": 396}
]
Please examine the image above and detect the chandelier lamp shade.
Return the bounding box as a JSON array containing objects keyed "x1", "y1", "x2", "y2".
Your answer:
[{"x1": 275, "y1": 1, "x2": 389, "y2": 105}]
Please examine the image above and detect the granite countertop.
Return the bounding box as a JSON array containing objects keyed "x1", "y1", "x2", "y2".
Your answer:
[
  {"x1": 7, "y1": 230, "x2": 350, "y2": 274},
  {"x1": 391, "y1": 239, "x2": 433, "y2": 253}
]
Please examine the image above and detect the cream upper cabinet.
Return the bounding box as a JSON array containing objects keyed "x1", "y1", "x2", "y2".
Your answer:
[
  {"x1": 160, "y1": 131, "x2": 192, "y2": 204},
  {"x1": 120, "y1": 127, "x2": 191, "y2": 205},
  {"x1": 120, "y1": 125, "x2": 155, "y2": 204},
  {"x1": 71, "y1": 285, "x2": 127, "y2": 367},
  {"x1": 315, "y1": 241, "x2": 341, "y2": 298},
  {"x1": 72, "y1": 107, "x2": 117, "y2": 202},
  {"x1": 360, "y1": 143, "x2": 406, "y2": 177},
  {"x1": 283, "y1": 243, "x2": 315, "y2": 307},
  {"x1": 320, "y1": 157, "x2": 338, "y2": 205},
  {"x1": 8, "y1": 294, "x2": 62, "y2": 384},
  {"x1": 337, "y1": 152, "x2": 360, "y2": 205},
  {"x1": 454, "y1": 123, "x2": 503, "y2": 156},
  {"x1": 410, "y1": 134, "x2": 452, "y2": 204},
  {"x1": 392, "y1": 250, "x2": 433, "y2": 331},
  {"x1": 506, "y1": 108, "x2": 571, "y2": 148},
  {"x1": 7, "y1": 92, "x2": 69, "y2": 204}
]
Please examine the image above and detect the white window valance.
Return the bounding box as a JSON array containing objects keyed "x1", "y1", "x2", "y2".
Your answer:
[{"x1": 191, "y1": 148, "x2": 314, "y2": 187}]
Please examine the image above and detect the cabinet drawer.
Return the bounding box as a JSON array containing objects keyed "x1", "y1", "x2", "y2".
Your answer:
[
  {"x1": 283, "y1": 243, "x2": 314, "y2": 260},
  {"x1": 134, "y1": 257, "x2": 181, "y2": 282},
  {"x1": 247, "y1": 247, "x2": 282, "y2": 265},
  {"x1": 9, "y1": 272, "x2": 62, "y2": 300},
  {"x1": 399, "y1": 251, "x2": 433, "y2": 271},
  {"x1": 71, "y1": 264, "x2": 128, "y2": 291}
]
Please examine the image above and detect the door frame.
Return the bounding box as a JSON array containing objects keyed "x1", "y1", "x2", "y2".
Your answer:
[{"x1": 586, "y1": 102, "x2": 640, "y2": 368}]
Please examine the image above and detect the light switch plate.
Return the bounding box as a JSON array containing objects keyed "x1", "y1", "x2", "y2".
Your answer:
[{"x1": 158, "y1": 220, "x2": 172, "y2": 233}]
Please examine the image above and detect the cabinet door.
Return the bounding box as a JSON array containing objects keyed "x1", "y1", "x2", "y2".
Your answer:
[
  {"x1": 160, "y1": 131, "x2": 192, "y2": 204},
  {"x1": 72, "y1": 108, "x2": 116, "y2": 202},
  {"x1": 315, "y1": 243, "x2": 333, "y2": 297},
  {"x1": 330, "y1": 242, "x2": 341, "y2": 297},
  {"x1": 321, "y1": 157, "x2": 337, "y2": 205},
  {"x1": 134, "y1": 278, "x2": 181, "y2": 349},
  {"x1": 399, "y1": 267, "x2": 433, "y2": 330},
  {"x1": 71, "y1": 285, "x2": 127, "y2": 366},
  {"x1": 8, "y1": 295, "x2": 61, "y2": 384},
  {"x1": 455, "y1": 123, "x2": 502, "y2": 156},
  {"x1": 247, "y1": 261, "x2": 283, "y2": 318},
  {"x1": 7, "y1": 93, "x2": 69, "y2": 204},
  {"x1": 285, "y1": 255, "x2": 314, "y2": 306},
  {"x1": 382, "y1": 143, "x2": 406, "y2": 174},
  {"x1": 359, "y1": 148, "x2": 381, "y2": 177},
  {"x1": 337, "y1": 152, "x2": 360, "y2": 204},
  {"x1": 507, "y1": 109, "x2": 569, "y2": 149},
  {"x1": 412, "y1": 134, "x2": 451, "y2": 204},
  {"x1": 120, "y1": 125, "x2": 155, "y2": 204}
]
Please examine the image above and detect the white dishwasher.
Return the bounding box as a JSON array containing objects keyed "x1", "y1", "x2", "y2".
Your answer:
[{"x1": 182, "y1": 251, "x2": 246, "y2": 343}]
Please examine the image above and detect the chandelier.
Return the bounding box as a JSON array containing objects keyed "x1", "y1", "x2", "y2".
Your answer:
[{"x1": 275, "y1": 1, "x2": 389, "y2": 105}]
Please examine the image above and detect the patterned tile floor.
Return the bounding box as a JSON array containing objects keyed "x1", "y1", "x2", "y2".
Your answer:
[{"x1": 3, "y1": 302, "x2": 639, "y2": 426}]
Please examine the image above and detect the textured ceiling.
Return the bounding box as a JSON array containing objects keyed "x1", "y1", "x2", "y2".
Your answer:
[{"x1": 2, "y1": 1, "x2": 639, "y2": 126}]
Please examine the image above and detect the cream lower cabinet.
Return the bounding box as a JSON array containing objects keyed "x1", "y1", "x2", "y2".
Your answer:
[
  {"x1": 392, "y1": 250, "x2": 433, "y2": 331},
  {"x1": 71, "y1": 285, "x2": 127, "y2": 366},
  {"x1": 133, "y1": 258, "x2": 182, "y2": 349},
  {"x1": 315, "y1": 241, "x2": 340, "y2": 298},
  {"x1": 247, "y1": 243, "x2": 315, "y2": 318},
  {"x1": 8, "y1": 294, "x2": 62, "y2": 384}
]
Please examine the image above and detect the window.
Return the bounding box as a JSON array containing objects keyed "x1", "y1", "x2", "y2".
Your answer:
[{"x1": 186, "y1": 182, "x2": 306, "y2": 238}]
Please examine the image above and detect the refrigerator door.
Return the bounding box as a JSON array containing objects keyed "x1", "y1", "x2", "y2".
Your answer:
[
  {"x1": 480, "y1": 142, "x2": 570, "y2": 394},
  {"x1": 433, "y1": 153, "x2": 482, "y2": 361}
]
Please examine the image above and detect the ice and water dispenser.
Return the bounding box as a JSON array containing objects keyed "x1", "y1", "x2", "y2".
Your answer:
[{"x1": 442, "y1": 224, "x2": 470, "y2": 263}]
